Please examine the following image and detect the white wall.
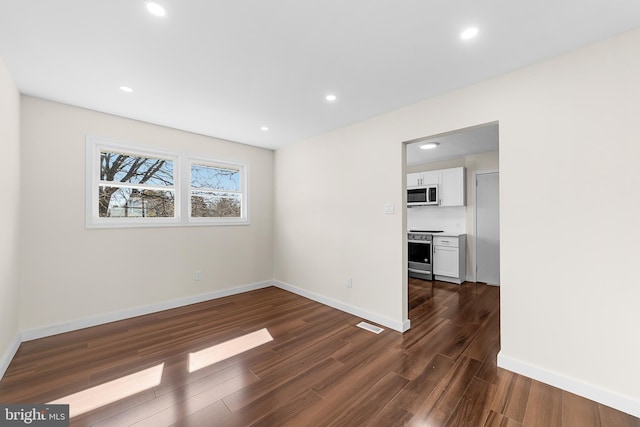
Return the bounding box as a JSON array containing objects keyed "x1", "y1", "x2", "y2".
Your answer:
[
  {"x1": 274, "y1": 126, "x2": 406, "y2": 330},
  {"x1": 0, "y1": 57, "x2": 21, "y2": 375},
  {"x1": 19, "y1": 97, "x2": 274, "y2": 332},
  {"x1": 274, "y1": 28, "x2": 640, "y2": 415}
]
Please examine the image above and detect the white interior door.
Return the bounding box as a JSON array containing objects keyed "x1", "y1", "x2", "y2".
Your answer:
[{"x1": 476, "y1": 172, "x2": 500, "y2": 285}]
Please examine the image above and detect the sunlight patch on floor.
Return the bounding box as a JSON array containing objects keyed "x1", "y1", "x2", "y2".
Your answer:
[
  {"x1": 48, "y1": 363, "x2": 164, "y2": 418},
  {"x1": 188, "y1": 328, "x2": 273, "y2": 373}
]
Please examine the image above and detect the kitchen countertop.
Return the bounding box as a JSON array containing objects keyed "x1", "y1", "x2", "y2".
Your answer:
[
  {"x1": 435, "y1": 232, "x2": 465, "y2": 237},
  {"x1": 408, "y1": 230, "x2": 465, "y2": 237}
]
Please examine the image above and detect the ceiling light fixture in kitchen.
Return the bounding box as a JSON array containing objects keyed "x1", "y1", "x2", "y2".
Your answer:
[
  {"x1": 260, "y1": 126, "x2": 269, "y2": 131},
  {"x1": 460, "y1": 27, "x2": 479, "y2": 40},
  {"x1": 119, "y1": 86, "x2": 133, "y2": 93},
  {"x1": 145, "y1": 1, "x2": 166, "y2": 17},
  {"x1": 420, "y1": 142, "x2": 440, "y2": 150},
  {"x1": 325, "y1": 94, "x2": 337, "y2": 102}
]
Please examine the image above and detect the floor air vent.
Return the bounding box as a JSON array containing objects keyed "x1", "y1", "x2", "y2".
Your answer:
[{"x1": 356, "y1": 321, "x2": 384, "y2": 334}]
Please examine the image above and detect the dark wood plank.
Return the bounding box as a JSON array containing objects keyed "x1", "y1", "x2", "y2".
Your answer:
[
  {"x1": 475, "y1": 338, "x2": 501, "y2": 385},
  {"x1": 91, "y1": 366, "x2": 259, "y2": 426},
  {"x1": 0, "y1": 283, "x2": 637, "y2": 427},
  {"x1": 599, "y1": 403, "x2": 640, "y2": 427},
  {"x1": 169, "y1": 400, "x2": 230, "y2": 427},
  {"x1": 408, "y1": 356, "x2": 483, "y2": 425},
  {"x1": 440, "y1": 320, "x2": 482, "y2": 360},
  {"x1": 484, "y1": 410, "x2": 523, "y2": 427},
  {"x1": 246, "y1": 389, "x2": 322, "y2": 427},
  {"x1": 383, "y1": 353, "x2": 455, "y2": 416},
  {"x1": 366, "y1": 405, "x2": 413, "y2": 427},
  {"x1": 462, "y1": 308, "x2": 500, "y2": 362},
  {"x1": 562, "y1": 391, "x2": 601, "y2": 427},
  {"x1": 221, "y1": 356, "x2": 344, "y2": 414},
  {"x1": 284, "y1": 340, "x2": 405, "y2": 425},
  {"x1": 325, "y1": 371, "x2": 409, "y2": 426},
  {"x1": 522, "y1": 380, "x2": 563, "y2": 427},
  {"x1": 490, "y1": 369, "x2": 532, "y2": 423},
  {"x1": 218, "y1": 358, "x2": 344, "y2": 426},
  {"x1": 446, "y1": 376, "x2": 496, "y2": 427}
]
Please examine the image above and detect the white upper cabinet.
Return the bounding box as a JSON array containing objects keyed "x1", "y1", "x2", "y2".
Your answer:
[
  {"x1": 407, "y1": 172, "x2": 421, "y2": 187},
  {"x1": 422, "y1": 170, "x2": 439, "y2": 186},
  {"x1": 439, "y1": 167, "x2": 466, "y2": 207},
  {"x1": 407, "y1": 170, "x2": 440, "y2": 187}
]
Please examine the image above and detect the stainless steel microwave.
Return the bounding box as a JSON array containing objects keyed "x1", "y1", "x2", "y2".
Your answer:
[{"x1": 407, "y1": 185, "x2": 439, "y2": 206}]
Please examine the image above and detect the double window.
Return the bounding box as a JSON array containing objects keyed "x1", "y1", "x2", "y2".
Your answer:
[{"x1": 86, "y1": 136, "x2": 248, "y2": 228}]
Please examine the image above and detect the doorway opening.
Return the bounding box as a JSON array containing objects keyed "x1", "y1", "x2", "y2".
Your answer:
[{"x1": 403, "y1": 121, "x2": 500, "y2": 324}]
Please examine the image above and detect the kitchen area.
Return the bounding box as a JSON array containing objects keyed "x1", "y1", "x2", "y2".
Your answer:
[{"x1": 406, "y1": 123, "x2": 500, "y2": 287}]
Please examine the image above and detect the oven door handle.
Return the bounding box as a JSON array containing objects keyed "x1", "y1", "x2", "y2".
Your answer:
[
  {"x1": 409, "y1": 268, "x2": 431, "y2": 274},
  {"x1": 408, "y1": 240, "x2": 431, "y2": 244}
]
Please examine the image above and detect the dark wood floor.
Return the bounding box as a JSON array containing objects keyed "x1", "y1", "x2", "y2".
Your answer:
[{"x1": 0, "y1": 280, "x2": 637, "y2": 426}]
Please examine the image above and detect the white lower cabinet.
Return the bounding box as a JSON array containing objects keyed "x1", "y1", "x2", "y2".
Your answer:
[
  {"x1": 433, "y1": 246, "x2": 459, "y2": 277},
  {"x1": 433, "y1": 235, "x2": 466, "y2": 284}
]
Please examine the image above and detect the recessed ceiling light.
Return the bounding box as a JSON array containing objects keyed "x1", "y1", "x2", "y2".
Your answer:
[
  {"x1": 145, "y1": 1, "x2": 166, "y2": 17},
  {"x1": 119, "y1": 86, "x2": 133, "y2": 93},
  {"x1": 325, "y1": 94, "x2": 337, "y2": 102},
  {"x1": 460, "y1": 27, "x2": 479, "y2": 40},
  {"x1": 420, "y1": 142, "x2": 440, "y2": 150},
  {"x1": 261, "y1": 126, "x2": 269, "y2": 131}
]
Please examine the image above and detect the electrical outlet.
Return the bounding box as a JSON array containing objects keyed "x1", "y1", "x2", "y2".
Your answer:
[
  {"x1": 346, "y1": 277, "x2": 352, "y2": 288},
  {"x1": 194, "y1": 271, "x2": 202, "y2": 281}
]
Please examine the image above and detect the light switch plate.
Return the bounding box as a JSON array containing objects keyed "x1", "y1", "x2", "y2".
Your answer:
[{"x1": 384, "y1": 204, "x2": 395, "y2": 214}]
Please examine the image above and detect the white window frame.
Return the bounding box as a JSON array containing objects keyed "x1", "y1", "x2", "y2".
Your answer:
[
  {"x1": 86, "y1": 135, "x2": 249, "y2": 228},
  {"x1": 187, "y1": 157, "x2": 249, "y2": 225}
]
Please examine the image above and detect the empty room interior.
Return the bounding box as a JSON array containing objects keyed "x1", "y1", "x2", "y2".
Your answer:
[{"x1": 1, "y1": 1, "x2": 639, "y2": 426}]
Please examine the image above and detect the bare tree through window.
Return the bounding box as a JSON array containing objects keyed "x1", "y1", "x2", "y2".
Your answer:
[
  {"x1": 190, "y1": 164, "x2": 241, "y2": 218},
  {"x1": 99, "y1": 151, "x2": 175, "y2": 218}
]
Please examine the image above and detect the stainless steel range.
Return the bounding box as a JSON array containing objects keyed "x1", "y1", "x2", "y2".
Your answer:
[{"x1": 408, "y1": 230, "x2": 443, "y2": 280}]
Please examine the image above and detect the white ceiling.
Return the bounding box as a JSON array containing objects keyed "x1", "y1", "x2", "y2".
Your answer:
[
  {"x1": 406, "y1": 123, "x2": 499, "y2": 166},
  {"x1": 1, "y1": 1, "x2": 639, "y2": 150}
]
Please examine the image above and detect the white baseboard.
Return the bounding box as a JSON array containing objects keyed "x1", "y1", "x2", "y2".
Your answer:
[
  {"x1": 21, "y1": 281, "x2": 273, "y2": 342},
  {"x1": 498, "y1": 351, "x2": 640, "y2": 418},
  {"x1": 273, "y1": 280, "x2": 409, "y2": 332},
  {"x1": 0, "y1": 332, "x2": 21, "y2": 380}
]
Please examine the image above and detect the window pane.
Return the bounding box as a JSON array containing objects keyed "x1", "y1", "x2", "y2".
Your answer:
[
  {"x1": 191, "y1": 164, "x2": 240, "y2": 191},
  {"x1": 99, "y1": 186, "x2": 175, "y2": 218},
  {"x1": 191, "y1": 191, "x2": 241, "y2": 218},
  {"x1": 101, "y1": 151, "x2": 174, "y2": 186}
]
